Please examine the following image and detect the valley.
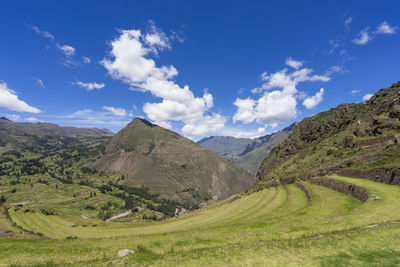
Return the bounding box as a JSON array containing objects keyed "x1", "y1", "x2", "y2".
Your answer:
[{"x1": 1, "y1": 80, "x2": 400, "y2": 266}]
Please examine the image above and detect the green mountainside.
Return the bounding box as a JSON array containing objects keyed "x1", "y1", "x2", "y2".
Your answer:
[
  {"x1": 0, "y1": 117, "x2": 113, "y2": 153},
  {"x1": 255, "y1": 81, "x2": 400, "y2": 189},
  {"x1": 198, "y1": 124, "x2": 295, "y2": 175},
  {"x1": 91, "y1": 118, "x2": 254, "y2": 202},
  {"x1": 0, "y1": 118, "x2": 252, "y2": 222}
]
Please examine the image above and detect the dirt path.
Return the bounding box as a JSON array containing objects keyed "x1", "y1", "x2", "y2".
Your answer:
[{"x1": 106, "y1": 210, "x2": 132, "y2": 222}]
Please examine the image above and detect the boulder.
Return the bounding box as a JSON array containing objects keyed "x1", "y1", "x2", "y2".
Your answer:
[{"x1": 118, "y1": 249, "x2": 134, "y2": 257}]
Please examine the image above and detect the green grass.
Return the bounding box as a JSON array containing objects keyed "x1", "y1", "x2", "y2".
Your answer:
[{"x1": 1, "y1": 176, "x2": 400, "y2": 266}]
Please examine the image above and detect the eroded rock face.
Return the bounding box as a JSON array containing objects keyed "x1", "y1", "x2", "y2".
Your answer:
[{"x1": 310, "y1": 177, "x2": 369, "y2": 202}]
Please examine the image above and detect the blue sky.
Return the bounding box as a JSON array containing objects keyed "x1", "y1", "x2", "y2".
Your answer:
[{"x1": 1, "y1": 1, "x2": 399, "y2": 140}]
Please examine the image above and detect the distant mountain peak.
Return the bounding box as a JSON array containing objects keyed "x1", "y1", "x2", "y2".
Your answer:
[{"x1": 0, "y1": 117, "x2": 11, "y2": 121}]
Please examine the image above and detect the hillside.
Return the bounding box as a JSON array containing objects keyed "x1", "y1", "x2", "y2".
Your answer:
[
  {"x1": 2, "y1": 175, "x2": 400, "y2": 265},
  {"x1": 91, "y1": 118, "x2": 254, "y2": 204},
  {"x1": 0, "y1": 118, "x2": 217, "y2": 222},
  {"x1": 255, "y1": 81, "x2": 400, "y2": 189},
  {"x1": 198, "y1": 124, "x2": 295, "y2": 175},
  {"x1": 0, "y1": 117, "x2": 113, "y2": 153}
]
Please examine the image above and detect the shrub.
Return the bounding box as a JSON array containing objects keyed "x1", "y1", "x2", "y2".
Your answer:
[
  {"x1": 326, "y1": 149, "x2": 334, "y2": 156},
  {"x1": 84, "y1": 204, "x2": 96, "y2": 210}
]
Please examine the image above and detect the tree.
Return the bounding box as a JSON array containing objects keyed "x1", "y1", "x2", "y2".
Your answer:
[{"x1": 0, "y1": 195, "x2": 6, "y2": 204}]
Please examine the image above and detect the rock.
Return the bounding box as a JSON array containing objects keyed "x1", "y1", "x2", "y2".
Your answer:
[
  {"x1": 118, "y1": 249, "x2": 134, "y2": 257},
  {"x1": 374, "y1": 196, "x2": 381, "y2": 201}
]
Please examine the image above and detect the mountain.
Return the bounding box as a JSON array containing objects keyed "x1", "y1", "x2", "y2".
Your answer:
[
  {"x1": 91, "y1": 118, "x2": 254, "y2": 203},
  {"x1": 0, "y1": 117, "x2": 113, "y2": 153},
  {"x1": 197, "y1": 123, "x2": 295, "y2": 175},
  {"x1": 255, "y1": 81, "x2": 400, "y2": 189}
]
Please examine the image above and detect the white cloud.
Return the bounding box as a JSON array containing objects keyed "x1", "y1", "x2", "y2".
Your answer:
[
  {"x1": 303, "y1": 88, "x2": 324, "y2": 109},
  {"x1": 363, "y1": 93, "x2": 373, "y2": 101},
  {"x1": 376, "y1": 21, "x2": 397, "y2": 35},
  {"x1": 57, "y1": 44, "x2": 75, "y2": 56},
  {"x1": 233, "y1": 61, "x2": 330, "y2": 127},
  {"x1": 82, "y1": 57, "x2": 91, "y2": 63},
  {"x1": 53, "y1": 109, "x2": 130, "y2": 127},
  {"x1": 144, "y1": 22, "x2": 171, "y2": 51},
  {"x1": 25, "y1": 117, "x2": 42, "y2": 122},
  {"x1": 102, "y1": 106, "x2": 127, "y2": 117},
  {"x1": 350, "y1": 89, "x2": 361, "y2": 94},
  {"x1": 102, "y1": 25, "x2": 225, "y2": 137},
  {"x1": 352, "y1": 28, "x2": 372, "y2": 45},
  {"x1": 72, "y1": 81, "x2": 105, "y2": 91},
  {"x1": 27, "y1": 24, "x2": 55, "y2": 41},
  {"x1": 285, "y1": 58, "x2": 303, "y2": 69},
  {"x1": 328, "y1": 39, "x2": 340, "y2": 54},
  {"x1": 233, "y1": 98, "x2": 256, "y2": 124},
  {"x1": 33, "y1": 78, "x2": 45, "y2": 88},
  {"x1": 0, "y1": 82, "x2": 41, "y2": 113},
  {"x1": 344, "y1": 17, "x2": 353, "y2": 30},
  {"x1": 353, "y1": 21, "x2": 397, "y2": 46},
  {"x1": 6, "y1": 114, "x2": 21, "y2": 121},
  {"x1": 222, "y1": 126, "x2": 267, "y2": 139}
]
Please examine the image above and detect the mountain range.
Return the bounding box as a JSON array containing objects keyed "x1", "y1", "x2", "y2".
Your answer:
[
  {"x1": 0, "y1": 116, "x2": 253, "y2": 213},
  {"x1": 197, "y1": 123, "x2": 296, "y2": 175}
]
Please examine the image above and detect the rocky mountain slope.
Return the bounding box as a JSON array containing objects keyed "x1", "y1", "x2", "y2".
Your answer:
[
  {"x1": 198, "y1": 124, "x2": 295, "y2": 175},
  {"x1": 255, "y1": 81, "x2": 400, "y2": 189},
  {"x1": 91, "y1": 118, "x2": 254, "y2": 202}
]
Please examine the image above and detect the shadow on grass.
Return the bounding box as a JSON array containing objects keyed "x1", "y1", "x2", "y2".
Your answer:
[{"x1": 319, "y1": 249, "x2": 400, "y2": 266}]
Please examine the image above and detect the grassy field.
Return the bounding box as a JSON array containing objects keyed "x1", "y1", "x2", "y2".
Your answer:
[{"x1": 1, "y1": 176, "x2": 400, "y2": 266}]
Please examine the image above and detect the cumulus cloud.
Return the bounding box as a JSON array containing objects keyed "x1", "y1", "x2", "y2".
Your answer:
[
  {"x1": 285, "y1": 58, "x2": 303, "y2": 70},
  {"x1": 57, "y1": 44, "x2": 75, "y2": 56},
  {"x1": 0, "y1": 82, "x2": 41, "y2": 113},
  {"x1": 102, "y1": 26, "x2": 225, "y2": 137},
  {"x1": 102, "y1": 106, "x2": 127, "y2": 117},
  {"x1": 362, "y1": 93, "x2": 373, "y2": 101},
  {"x1": 303, "y1": 88, "x2": 324, "y2": 109},
  {"x1": 233, "y1": 61, "x2": 330, "y2": 127},
  {"x1": 72, "y1": 81, "x2": 105, "y2": 91}
]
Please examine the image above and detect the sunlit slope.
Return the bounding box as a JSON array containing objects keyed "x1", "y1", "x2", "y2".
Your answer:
[
  {"x1": 7, "y1": 176, "x2": 400, "y2": 240},
  {"x1": 2, "y1": 176, "x2": 400, "y2": 266}
]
